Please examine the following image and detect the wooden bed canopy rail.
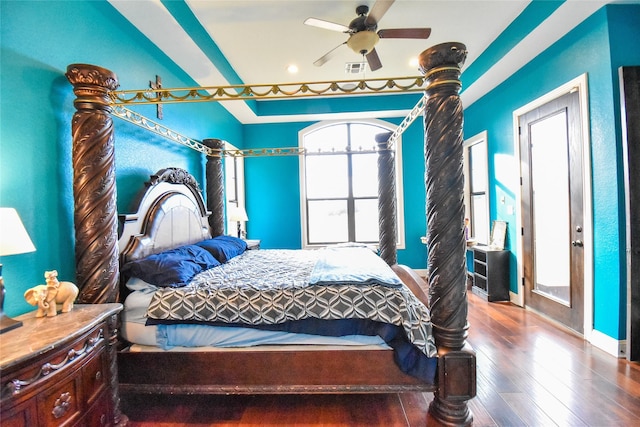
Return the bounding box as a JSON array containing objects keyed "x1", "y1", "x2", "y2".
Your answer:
[{"x1": 65, "y1": 41, "x2": 476, "y2": 426}]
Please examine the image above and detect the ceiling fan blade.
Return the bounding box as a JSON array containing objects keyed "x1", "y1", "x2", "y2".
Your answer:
[
  {"x1": 378, "y1": 28, "x2": 431, "y2": 39},
  {"x1": 366, "y1": 48, "x2": 383, "y2": 71},
  {"x1": 304, "y1": 17, "x2": 349, "y2": 33},
  {"x1": 365, "y1": 0, "x2": 395, "y2": 26},
  {"x1": 313, "y1": 42, "x2": 347, "y2": 67}
]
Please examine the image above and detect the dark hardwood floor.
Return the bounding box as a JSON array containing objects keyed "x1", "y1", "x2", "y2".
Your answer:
[{"x1": 120, "y1": 292, "x2": 640, "y2": 426}]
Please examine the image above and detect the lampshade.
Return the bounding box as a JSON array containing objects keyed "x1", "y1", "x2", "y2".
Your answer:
[
  {"x1": 228, "y1": 205, "x2": 248, "y2": 222},
  {"x1": 347, "y1": 31, "x2": 380, "y2": 55},
  {"x1": 0, "y1": 207, "x2": 36, "y2": 334},
  {"x1": 0, "y1": 208, "x2": 36, "y2": 256}
]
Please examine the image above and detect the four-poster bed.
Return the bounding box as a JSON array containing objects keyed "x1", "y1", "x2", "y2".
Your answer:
[{"x1": 64, "y1": 42, "x2": 476, "y2": 426}]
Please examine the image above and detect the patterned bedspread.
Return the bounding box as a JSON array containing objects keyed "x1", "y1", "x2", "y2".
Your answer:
[{"x1": 145, "y1": 248, "x2": 437, "y2": 358}]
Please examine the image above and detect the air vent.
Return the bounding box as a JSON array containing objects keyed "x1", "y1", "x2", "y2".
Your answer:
[{"x1": 345, "y1": 62, "x2": 367, "y2": 74}]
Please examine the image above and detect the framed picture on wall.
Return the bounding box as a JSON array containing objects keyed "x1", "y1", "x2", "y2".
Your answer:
[{"x1": 489, "y1": 220, "x2": 507, "y2": 250}]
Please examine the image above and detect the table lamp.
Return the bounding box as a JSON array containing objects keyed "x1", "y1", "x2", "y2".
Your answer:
[
  {"x1": 0, "y1": 208, "x2": 36, "y2": 334},
  {"x1": 228, "y1": 205, "x2": 248, "y2": 238}
]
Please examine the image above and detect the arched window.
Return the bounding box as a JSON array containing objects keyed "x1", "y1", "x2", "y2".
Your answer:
[{"x1": 299, "y1": 120, "x2": 404, "y2": 248}]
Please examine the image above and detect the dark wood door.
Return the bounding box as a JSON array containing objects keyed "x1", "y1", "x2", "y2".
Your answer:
[
  {"x1": 621, "y1": 66, "x2": 640, "y2": 360},
  {"x1": 519, "y1": 90, "x2": 584, "y2": 334}
]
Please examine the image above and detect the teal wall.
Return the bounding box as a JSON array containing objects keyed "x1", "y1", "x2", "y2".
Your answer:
[
  {"x1": 243, "y1": 117, "x2": 428, "y2": 267},
  {"x1": 463, "y1": 4, "x2": 640, "y2": 340},
  {"x1": 244, "y1": 122, "x2": 307, "y2": 249},
  {"x1": 1, "y1": 1, "x2": 242, "y2": 316}
]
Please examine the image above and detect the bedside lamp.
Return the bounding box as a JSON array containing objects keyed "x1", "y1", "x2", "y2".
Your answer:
[
  {"x1": 0, "y1": 208, "x2": 36, "y2": 334},
  {"x1": 228, "y1": 205, "x2": 248, "y2": 238}
]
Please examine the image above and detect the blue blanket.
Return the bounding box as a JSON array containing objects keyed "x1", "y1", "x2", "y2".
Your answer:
[
  {"x1": 146, "y1": 248, "x2": 436, "y2": 382},
  {"x1": 309, "y1": 247, "x2": 403, "y2": 288}
]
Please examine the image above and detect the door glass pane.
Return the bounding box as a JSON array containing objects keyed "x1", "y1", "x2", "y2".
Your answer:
[
  {"x1": 354, "y1": 199, "x2": 379, "y2": 242},
  {"x1": 305, "y1": 155, "x2": 348, "y2": 198},
  {"x1": 352, "y1": 153, "x2": 378, "y2": 197},
  {"x1": 308, "y1": 200, "x2": 348, "y2": 243},
  {"x1": 530, "y1": 112, "x2": 571, "y2": 304}
]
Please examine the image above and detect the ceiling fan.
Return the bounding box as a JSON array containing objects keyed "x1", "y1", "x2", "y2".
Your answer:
[{"x1": 304, "y1": 0, "x2": 431, "y2": 71}]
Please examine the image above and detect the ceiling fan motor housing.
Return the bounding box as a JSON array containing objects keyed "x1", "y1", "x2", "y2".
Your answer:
[{"x1": 350, "y1": 5, "x2": 378, "y2": 32}]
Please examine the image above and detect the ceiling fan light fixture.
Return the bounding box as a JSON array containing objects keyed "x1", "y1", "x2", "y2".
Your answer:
[{"x1": 347, "y1": 31, "x2": 379, "y2": 55}]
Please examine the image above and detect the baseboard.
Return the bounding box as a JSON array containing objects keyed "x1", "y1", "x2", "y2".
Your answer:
[
  {"x1": 589, "y1": 329, "x2": 627, "y2": 358},
  {"x1": 510, "y1": 290, "x2": 524, "y2": 307}
]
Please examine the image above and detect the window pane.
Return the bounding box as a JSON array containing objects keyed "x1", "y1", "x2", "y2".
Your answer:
[
  {"x1": 352, "y1": 153, "x2": 378, "y2": 197},
  {"x1": 303, "y1": 124, "x2": 348, "y2": 152},
  {"x1": 225, "y1": 156, "x2": 237, "y2": 202},
  {"x1": 471, "y1": 194, "x2": 489, "y2": 245},
  {"x1": 305, "y1": 155, "x2": 348, "y2": 198},
  {"x1": 308, "y1": 200, "x2": 348, "y2": 243},
  {"x1": 350, "y1": 123, "x2": 387, "y2": 152},
  {"x1": 469, "y1": 142, "x2": 487, "y2": 192},
  {"x1": 354, "y1": 199, "x2": 379, "y2": 242}
]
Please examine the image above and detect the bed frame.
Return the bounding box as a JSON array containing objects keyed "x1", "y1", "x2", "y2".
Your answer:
[
  {"x1": 116, "y1": 167, "x2": 439, "y2": 395},
  {"x1": 65, "y1": 42, "x2": 476, "y2": 426}
]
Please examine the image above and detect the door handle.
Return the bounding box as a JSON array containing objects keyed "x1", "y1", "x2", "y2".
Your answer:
[{"x1": 571, "y1": 239, "x2": 584, "y2": 247}]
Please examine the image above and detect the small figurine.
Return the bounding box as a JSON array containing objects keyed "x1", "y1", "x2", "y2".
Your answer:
[{"x1": 24, "y1": 270, "x2": 79, "y2": 317}]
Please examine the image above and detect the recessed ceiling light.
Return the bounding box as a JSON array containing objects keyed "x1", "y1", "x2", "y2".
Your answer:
[{"x1": 287, "y1": 64, "x2": 299, "y2": 74}]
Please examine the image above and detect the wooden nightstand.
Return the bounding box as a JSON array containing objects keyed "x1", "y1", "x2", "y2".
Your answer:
[{"x1": 0, "y1": 303, "x2": 125, "y2": 426}]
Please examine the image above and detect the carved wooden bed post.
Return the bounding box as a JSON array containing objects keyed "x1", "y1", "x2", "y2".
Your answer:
[
  {"x1": 65, "y1": 64, "x2": 120, "y2": 304},
  {"x1": 377, "y1": 131, "x2": 397, "y2": 265},
  {"x1": 202, "y1": 138, "x2": 226, "y2": 237},
  {"x1": 66, "y1": 64, "x2": 127, "y2": 426},
  {"x1": 419, "y1": 43, "x2": 476, "y2": 426}
]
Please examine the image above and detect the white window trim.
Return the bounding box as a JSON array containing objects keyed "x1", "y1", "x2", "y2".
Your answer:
[
  {"x1": 463, "y1": 130, "x2": 490, "y2": 245},
  {"x1": 224, "y1": 141, "x2": 246, "y2": 237},
  {"x1": 298, "y1": 119, "x2": 405, "y2": 250}
]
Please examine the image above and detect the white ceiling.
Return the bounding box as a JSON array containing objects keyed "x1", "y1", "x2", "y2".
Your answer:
[{"x1": 108, "y1": 0, "x2": 613, "y2": 124}]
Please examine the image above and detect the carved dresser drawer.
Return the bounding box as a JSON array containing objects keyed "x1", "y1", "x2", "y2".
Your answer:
[{"x1": 0, "y1": 304, "x2": 124, "y2": 427}]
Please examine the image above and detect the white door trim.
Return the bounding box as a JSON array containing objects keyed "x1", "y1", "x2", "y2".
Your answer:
[{"x1": 512, "y1": 73, "x2": 593, "y2": 342}]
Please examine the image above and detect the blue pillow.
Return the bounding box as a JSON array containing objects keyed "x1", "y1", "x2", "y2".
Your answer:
[
  {"x1": 122, "y1": 244, "x2": 220, "y2": 287},
  {"x1": 196, "y1": 235, "x2": 248, "y2": 263},
  {"x1": 166, "y1": 245, "x2": 220, "y2": 270}
]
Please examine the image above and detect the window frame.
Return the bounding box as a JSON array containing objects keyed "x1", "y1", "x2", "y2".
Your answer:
[
  {"x1": 224, "y1": 141, "x2": 246, "y2": 237},
  {"x1": 463, "y1": 131, "x2": 490, "y2": 245},
  {"x1": 299, "y1": 119, "x2": 405, "y2": 249}
]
